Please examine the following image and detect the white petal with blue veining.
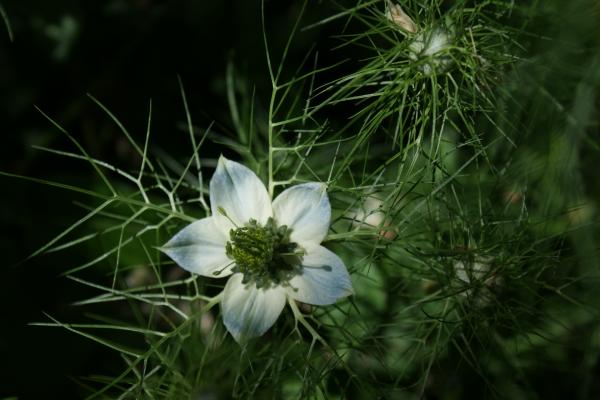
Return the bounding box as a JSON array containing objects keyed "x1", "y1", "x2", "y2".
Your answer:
[
  {"x1": 222, "y1": 273, "x2": 287, "y2": 343},
  {"x1": 287, "y1": 245, "x2": 353, "y2": 305},
  {"x1": 210, "y1": 156, "x2": 272, "y2": 226},
  {"x1": 272, "y1": 182, "x2": 330, "y2": 247},
  {"x1": 160, "y1": 215, "x2": 233, "y2": 278}
]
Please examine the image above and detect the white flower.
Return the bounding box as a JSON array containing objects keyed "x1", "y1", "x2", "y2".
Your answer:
[
  {"x1": 408, "y1": 28, "x2": 452, "y2": 75},
  {"x1": 454, "y1": 257, "x2": 500, "y2": 305},
  {"x1": 161, "y1": 156, "x2": 353, "y2": 342},
  {"x1": 348, "y1": 194, "x2": 396, "y2": 240},
  {"x1": 454, "y1": 258, "x2": 489, "y2": 296},
  {"x1": 350, "y1": 195, "x2": 385, "y2": 229}
]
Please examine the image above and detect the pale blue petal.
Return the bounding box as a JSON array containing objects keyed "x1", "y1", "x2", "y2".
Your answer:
[
  {"x1": 221, "y1": 274, "x2": 287, "y2": 343},
  {"x1": 161, "y1": 216, "x2": 234, "y2": 278},
  {"x1": 272, "y1": 182, "x2": 330, "y2": 247},
  {"x1": 209, "y1": 156, "x2": 272, "y2": 226},
  {"x1": 288, "y1": 245, "x2": 353, "y2": 305}
]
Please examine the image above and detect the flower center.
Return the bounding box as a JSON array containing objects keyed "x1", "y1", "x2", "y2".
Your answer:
[{"x1": 226, "y1": 218, "x2": 302, "y2": 288}]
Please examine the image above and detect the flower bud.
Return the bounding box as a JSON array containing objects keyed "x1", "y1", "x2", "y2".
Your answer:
[
  {"x1": 408, "y1": 28, "x2": 452, "y2": 74},
  {"x1": 386, "y1": 1, "x2": 418, "y2": 33}
]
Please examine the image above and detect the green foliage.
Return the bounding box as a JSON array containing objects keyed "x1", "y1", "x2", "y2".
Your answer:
[{"x1": 0, "y1": 3, "x2": 13, "y2": 42}]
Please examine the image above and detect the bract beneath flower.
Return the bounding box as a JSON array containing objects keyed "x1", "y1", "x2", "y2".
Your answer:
[{"x1": 161, "y1": 156, "x2": 353, "y2": 342}]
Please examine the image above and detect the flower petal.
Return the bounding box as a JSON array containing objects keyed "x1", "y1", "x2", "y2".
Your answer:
[
  {"x1": 221, "y1": 274, "x2": 287, "y2": 342},
  {"x1": 210, "y1": 156, "x2": 272, "y2": 226},
  {"x1": 160, "y1": 216, "x2": 234, "y2": 278},
  {"x1": 272, "y1": 182, "x2": 330, "y2": 247},
  {"x1": 288, "y1": 245, "x2": 353, "y2": 305}
]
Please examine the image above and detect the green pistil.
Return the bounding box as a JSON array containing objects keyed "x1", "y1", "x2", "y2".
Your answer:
[{"x1": 225, "y1": 218, "x2": 302, "y2": 288}]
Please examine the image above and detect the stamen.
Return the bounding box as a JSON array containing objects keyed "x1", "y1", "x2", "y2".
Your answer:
[
  {"x1": 212, "y1": 261, "x2": 235, "y2": 276},
  {"x1": 217, "y1": 206, "x2": 239, "y2": 227},
  {"x1": 225, "y1": 218, "x2": 302, "y2": 288}
]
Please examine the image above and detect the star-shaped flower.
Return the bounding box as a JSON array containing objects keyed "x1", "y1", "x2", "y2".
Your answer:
[{"x1": 161, "y1": 156, "x2": 353, "y2": 342}]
